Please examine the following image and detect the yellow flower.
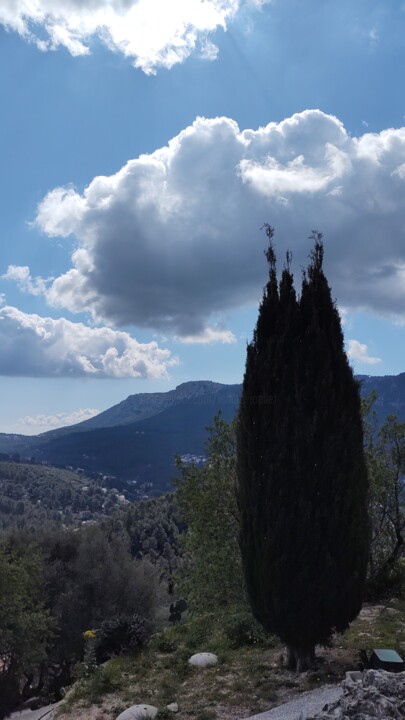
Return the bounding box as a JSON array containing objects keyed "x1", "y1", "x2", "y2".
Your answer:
[{"x1": 83, "y1": 629, "x2": 96, "y2": 640}]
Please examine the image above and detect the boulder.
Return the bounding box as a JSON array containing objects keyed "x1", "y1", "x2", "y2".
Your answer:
[
  {"x1": 188, "y1": 652, "x2": 218, "y2": 667},
  {"x1": 166, "y1": 703, "x2": 179, "y2": 712},
  {"x1": 116, "y1": 704, "x2": 158, "y2": 720},
  {"x1": 307, "y1": 669, "x2": 405, "y2": 719}
]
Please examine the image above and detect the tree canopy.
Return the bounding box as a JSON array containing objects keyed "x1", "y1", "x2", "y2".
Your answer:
[
  {"x1": 237, "y1": 227, "x2": 369, "y2": 671},
  {"x1": 176, "y1": 416, "x2": 244, "y2": 614},
  {"x1": 0, "y1": 543, "x2": 51, "y2": 719}
]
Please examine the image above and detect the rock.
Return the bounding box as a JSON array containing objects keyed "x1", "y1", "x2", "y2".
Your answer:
[
  {"x1": 166, "y1": 703, "x2": 179, "y2": 712},
  {"x1": 345, "y1": 670, "x2": 363, "y2": 683},
  {"x1": 116, "y1": 704, "x2": 158, "y2": 720},
  {"x1": 188, "y1": 652, "x2": 218, "y2": 667},
  {"x1": 306, "y1": 670, "x2": 405, "y2": 719}
]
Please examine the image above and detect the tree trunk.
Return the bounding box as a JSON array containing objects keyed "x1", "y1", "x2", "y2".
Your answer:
[{"x1": 287, "y1": 644, "x2": 316, "y2": 672}]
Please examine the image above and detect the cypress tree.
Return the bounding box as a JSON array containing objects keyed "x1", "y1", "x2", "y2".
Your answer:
[{"x1": 237, "y1": 228, "x2": 369, "y2": 671}]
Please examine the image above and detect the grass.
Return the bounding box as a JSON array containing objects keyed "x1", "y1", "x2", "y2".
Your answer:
[
  {"x1": 57, "y1": 598, "x2": 405, "y2": 720},
  {"x1": 62, "y1": 662, "x2": 126, "y2": 708},
  {"x1": 342, "y1": 600, "x2": 405, "y2": 658}
]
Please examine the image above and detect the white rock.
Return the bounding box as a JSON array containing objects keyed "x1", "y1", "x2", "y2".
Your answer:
[
  {"x1": 116, "y1": 704, "x2": 158, "y2": 720},
  {"x1": 166, "y1": 703, "x2": 179, "y2": 712},
  {"x1": 345, "y1": 670, "x2": 363, "y2": 682},
  {"x1": 188, "y1": 652, "x2": 218, "y2": 667}
]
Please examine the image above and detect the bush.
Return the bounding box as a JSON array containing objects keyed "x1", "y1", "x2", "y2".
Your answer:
[
  {"x1": 70, "y1": 664, "x2": 124, "y2": 705},
  {"x1": 95, "y1": 614, "x2": 150, "y2": 663},
  {"x1": 366, "y1": 558, "x2": 405, "y2": 601},
  {"x1": 156, "y1": 637, "x2": 177, "y2": 653},
  {"x1": 222, "y1": 611, "x2": 268, "y2": 649},
  {"x1": 183, "y1": 614, "x2": 214, "y2": 651}
]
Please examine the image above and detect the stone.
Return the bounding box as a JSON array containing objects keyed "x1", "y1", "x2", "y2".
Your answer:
[
  {"x1": 345, "y1": 670, "x2": 363, "y2": 682},
  {"x1": 306, "y1": 669, "x2": 405, "y2": 719},
  {"x1": 188, "y1": 652, "x2": 218, "y2": 667},
  {"x1": 116, "y1": 704, "x2": 158, "y2": 720},
  {"x1": 166, "y1": 703, "x2": 179, "y2": 712}
]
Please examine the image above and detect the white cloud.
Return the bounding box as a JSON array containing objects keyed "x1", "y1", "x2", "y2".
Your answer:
[
  {"x1": 246, "y1": 0, "x2": 273, "y2": 6},
  {"x1": 179, "y1": 326, "x2": 237, "y2": 344},
  {"x1": 0, "y1": 306, "x2": 177, "y2": 378},
  {"x1": 347, "y1": 339, "x2": 382, "y2": 366},
  {"x1": 17, "y1": 408, "x2": 100, "y2": 429},
  {"x1": 2, "y1": 265, "x2": 49, "y2": 296},
  {"x1": 33, "y1": 110, "x2": 405, "y2": 335},
  {"x1": 0, "y1": 0, "x2": 240, "y2": 74}
]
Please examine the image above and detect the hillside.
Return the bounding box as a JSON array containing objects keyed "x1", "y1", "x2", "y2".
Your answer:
[
  {"x1": 0, "y1": 375, "x2": 403, "y2": 494},
  {"x1": 0, "y1": 461, "x2": 125, "y2": 529},
  {"x1": 0, "y1": 383, "x2": 241, "y2": 494},
  {"x1": 51, "y1": 599, "x2": 405, "y2": 720}
]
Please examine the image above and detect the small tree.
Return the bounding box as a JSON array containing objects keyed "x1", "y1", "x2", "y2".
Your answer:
[
  {"x1": 363, "y1": 395, "x2": 405, "y2": 595},
  {"x1": 237, "y1": 227, "x2": 369, "y2": 671},
  {"x1": 175, "y1": 416, "x2": 244, "y2": 614},
  {"x1": 0, "y1": 543, "x2": 51, "y2": 718}
]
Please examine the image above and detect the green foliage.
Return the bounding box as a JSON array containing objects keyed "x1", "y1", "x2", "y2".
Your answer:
[
  {"x1": 222, "y1": 611, "x2": 268, "y2": 649},
  {"x1": 237, "y1": 228, "x2": 369, "y2": 671},
  {"x1": 40, "y1": 523, "x2": 158, "y2": 673},
  {"x1": 0, "y1": 488, "x2": 182, "y2": 711},
  {"x1": 175, "y1": 416, "x2": 245, "y2": 615},
  {"x1": 156, "y1": 636, "x2": 178, "y2": 653},
  {"x1": 362, "y1": 397, "x2": 405, "y2": 598},
  {"x1": 69, "y1": 661, "x2": 124, "y2": 705},
  {"x1": 342, "y1": 598, "x2": 405, "y2": 658},
  {"x1": 181, "y1": 614, "x2": 215, "y2": 651},
  {"x1": 0, "y1": 461, "x2": 118, "y2": 530},
  {"x1": 118, "y1": 493, "x2": 183, "y2": 581},
  {"x1": 95, "y1": 614, "x2": 150, "y2": 663},
  {"x1": 0, "y1": 542, "x2": 52, "y2": 719}
]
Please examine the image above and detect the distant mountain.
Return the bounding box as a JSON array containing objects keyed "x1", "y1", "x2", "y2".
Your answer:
[
  {"x1": 42, "y1": 380, "x2": 230, "y2": 436},
  {"x1": 357, "y1": 373, "x2": 405, "y2": 424},
  {"x1": 0, "y1": 375, "x2": 404, "y2": 494},
  {"x1": 0, "y1": 382, "x2": 241, "y2": 494}
]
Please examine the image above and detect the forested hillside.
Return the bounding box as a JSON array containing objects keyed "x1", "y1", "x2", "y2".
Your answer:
[
  {"x1": 0, "y1": 486, "x2": 184, "y2": 717},
  {"x1": 0, "y1": 462, "x2": 126, "y2": 530}
]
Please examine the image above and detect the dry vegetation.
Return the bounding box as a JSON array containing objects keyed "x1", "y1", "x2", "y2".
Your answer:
[{"x1": 52, "y1": 599, "x2": 405, "y2": 720}]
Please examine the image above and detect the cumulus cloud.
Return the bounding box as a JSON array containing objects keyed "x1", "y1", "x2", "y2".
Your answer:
[
  {"x1": 347, "y1": 339, "x2": 382, "y2": 366},
  {"x1": 34, "y1": 110, "x2": 405, "y2": 335},
  {"x1": 2, "y1": 265, "x2": 49, "y2": 296},
  {"x1": 0, "y1": 0, "x2": 240, "y2": 73},
  {"x1": 0, "y1": 306, "x2": 176, "y2": 378},
  {"x1": 17, "y1": 408, "x2": 100, "y2": 429}
]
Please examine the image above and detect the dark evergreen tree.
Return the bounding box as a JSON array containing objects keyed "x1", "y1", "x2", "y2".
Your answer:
[{"x1": 237, "y1": 228, "x2": 369, "y2": 671}]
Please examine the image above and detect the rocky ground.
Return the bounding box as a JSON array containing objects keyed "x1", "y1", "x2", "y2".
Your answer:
[{"x1": 307, "y1": 669, "x2": 405, "y2": 719}]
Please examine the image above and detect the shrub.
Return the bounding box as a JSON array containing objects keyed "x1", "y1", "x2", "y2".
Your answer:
[
  {"x1": 183, "y1": 614, "x2": 214, "y2": 651},
  {"x1": 222, "y1": 611, "x2": 268, "y2": 649},
  {"x1": 70, "y1": 664, "x2": 124, "y2": 704},
  {"x1": 95, "y1": 614, "x2": 150, "y2": 663},
  {"x1": 366, "y1": 558, "x2": 405, "y2": 601},
  {"x1": 156, "y1": 637, "x2": 178, "y2": 653}
]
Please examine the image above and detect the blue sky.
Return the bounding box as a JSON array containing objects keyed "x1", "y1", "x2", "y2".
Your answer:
[{"x1": 1, "y1": 0, "x2": 405, "y2": 434}]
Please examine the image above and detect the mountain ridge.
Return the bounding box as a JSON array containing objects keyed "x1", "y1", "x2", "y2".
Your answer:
[
  {"x1": 50, "y1": 380, "x2": 229, "y2": 435},
  {"x1": 0, "y1": 375, "x2": 403, "y2": 494}
]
